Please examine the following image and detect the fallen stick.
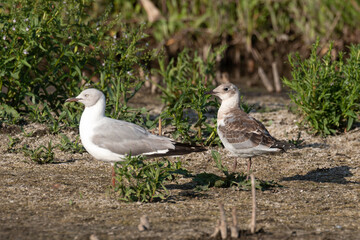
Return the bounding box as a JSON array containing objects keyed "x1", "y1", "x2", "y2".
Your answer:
[
  {"x1": 210, "y1": 203, "x2": 228, "y2": 239},
  {"x1": 230, "y1": 207, "x2": 239, "y2": 238},
  {"x1": 272, "y1": 62, "x2": 281, "y2": 92},
  {"x1": 210, "y1": 220, "x2": 221, "y2": 238},
  {"x1": 219, "y1": 203, "x2": 227, "y2": 239},
  {"x1": 140, "y1": 0, "x2": 162, "y2": 22},
  {"x1": 258, "y1": 67, "x2": 274, "y2": 92},
  {"x1": 250, "y1": 174, "x2": 256, "y2": 234}
]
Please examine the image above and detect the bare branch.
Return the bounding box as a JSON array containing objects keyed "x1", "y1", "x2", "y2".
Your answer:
[
  {"x1": 258, "y1": 67, "x2": 274, "y2": 92},
  {"x1": 230, "y1": 207, "x2": 239, "y2": 238},
  {"x1": 250, "y1": 174, "x2": 256, "y2": 234},
  {"x1": 140, "y1": 0, "x2": 162, "y2": 23},
  {"x1": 219, "y1": 203, "x2": 228, "y2": 239},
  {"x1": 210, "y1": 220, "x2": 221, "y2": 238},
  {"x1": 272, "y1": 62, "x2": 281, "y2": 92}
]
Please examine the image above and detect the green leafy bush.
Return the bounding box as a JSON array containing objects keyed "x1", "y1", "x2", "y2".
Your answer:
[
  {"x1": 0, "y1": 0, "x2": 155, "y2": 127},
  {"x1": 155, "y1": 46, "x2": 252, "y2": 145},
  {"x1": 0, "y1": 104, "x2": 21, "y2": 124},
  {"x1": 283, "y1": 41, "x2": 360, "y2": 135},
  {"x1": 155, "y1": 47, "x2": 225, "y2": 145},
  {"x1": 114, "y1": 155, "x2": 185, "y2": 202}
]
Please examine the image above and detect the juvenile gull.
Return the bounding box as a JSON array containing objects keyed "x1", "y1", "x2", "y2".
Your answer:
[
  {"x1": 66, "y1": 88, "x2": 205, "y2": 184},
  {"x1": 207, "y1": 83, "x2": 292, "y2": 179}
]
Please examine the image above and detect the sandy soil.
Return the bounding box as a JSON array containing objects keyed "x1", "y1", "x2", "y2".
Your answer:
[{"x1": 1, "y1": 94, "x2": 360, "y2": 240}]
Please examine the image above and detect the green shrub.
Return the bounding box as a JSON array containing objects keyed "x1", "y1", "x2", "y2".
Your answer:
[
  {"x1": 154, "y1": 46, "x2": 253, "y2": 145},
  {"x1": 283, "y1": 41, "x2": 360, "y2": 135},
  {"x1": 114, "y1": 155, "x2": 186, "y2": 202},
  {"x1": 0, "y1": 0, "x2": 155, "y2": 127},
  {"x1": 155, "y1": 47, "x2": 224, "y2": 145},
  {"x1": 0, "y1": 104, "x2": 21, "y2": 124}
]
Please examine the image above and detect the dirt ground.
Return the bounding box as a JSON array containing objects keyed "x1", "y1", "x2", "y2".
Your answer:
[{"x1": 1, "y1": 92, "x2": 360, "y2": 240}]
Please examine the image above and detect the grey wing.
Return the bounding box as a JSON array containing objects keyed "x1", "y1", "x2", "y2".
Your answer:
[{"x1": 91, "y1": 118, "x2": 175, "y2": 156}]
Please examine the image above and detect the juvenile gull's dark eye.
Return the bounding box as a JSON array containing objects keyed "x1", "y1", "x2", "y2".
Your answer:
[{"x1": 224, "y1": 87, "x2": 228, "y2": 91}]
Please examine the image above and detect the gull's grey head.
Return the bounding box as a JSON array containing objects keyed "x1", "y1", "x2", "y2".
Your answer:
[
  {"x1": 65, "y1": 88, "x2": 105, "y2": 107},
  {"x1": 207, "y1": 83, "x2": 239, "y2": 101}
]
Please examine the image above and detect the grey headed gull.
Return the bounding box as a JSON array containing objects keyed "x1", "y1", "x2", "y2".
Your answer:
[
  {"x1": 66, "y1": 88, "x2": 206, "y2": 185},
  {"x1": 207, "y1": 83, "x2": 292, "y2": 179}
]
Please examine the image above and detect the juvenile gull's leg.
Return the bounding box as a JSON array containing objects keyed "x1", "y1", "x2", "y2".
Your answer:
[
  {"x1": 232, "y1": 159, "x2": 238, "y2": 172},
  {"x1": 246, "y1": 157, "x2": 252, "y2": 180}
]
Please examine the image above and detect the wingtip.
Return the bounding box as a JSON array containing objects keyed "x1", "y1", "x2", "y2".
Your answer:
[
  {"x1": 271, "y1": 141, "x2": 295, "y2": 151},
  {"x1": 173, "y1": 142, "x2": 207, "y2": 154}
]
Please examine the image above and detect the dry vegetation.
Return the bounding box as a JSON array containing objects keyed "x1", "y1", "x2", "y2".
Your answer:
[{"x1": 1, "y1": 94, "x2": 359, "y2": 240}]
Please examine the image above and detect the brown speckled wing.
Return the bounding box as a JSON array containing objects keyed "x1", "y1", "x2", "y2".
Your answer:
[{"x1": 219, "y1": 109, "x2": 278, "y2": 149}]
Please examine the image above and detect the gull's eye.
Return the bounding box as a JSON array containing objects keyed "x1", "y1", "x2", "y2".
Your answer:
[
  {"x1": 84, "y1": 94, "x2": 89, "y2": 97},
  {"x1": 223, "y1": 87, "x2": 228, "y2": 91}
]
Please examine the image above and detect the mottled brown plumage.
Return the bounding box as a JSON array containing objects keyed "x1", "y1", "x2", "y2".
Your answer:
[{"x1": 207, "y1": 83, "x2": 292, "y2": 179}]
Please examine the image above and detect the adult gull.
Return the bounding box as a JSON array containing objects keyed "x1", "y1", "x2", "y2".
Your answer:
[{"x1": 66, "y1": 88, "x2": 205, "y2": 184}]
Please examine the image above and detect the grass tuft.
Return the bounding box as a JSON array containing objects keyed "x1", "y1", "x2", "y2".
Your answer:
[{"x1": 114, "y1": 155, "x2": 186, "y2": 202}]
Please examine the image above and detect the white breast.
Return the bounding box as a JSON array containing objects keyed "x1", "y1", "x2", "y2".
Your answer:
[{"x1": 79, "y1": 111, "x2": 126, "y2": 162}]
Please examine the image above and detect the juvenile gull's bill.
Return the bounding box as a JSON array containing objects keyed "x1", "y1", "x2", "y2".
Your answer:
[
  {"x1": 207, "y1": 83, "x2": 292, "y2": 179},
  {"x1": 66, "y1": 88, "x2": 205, "y2": 184}
]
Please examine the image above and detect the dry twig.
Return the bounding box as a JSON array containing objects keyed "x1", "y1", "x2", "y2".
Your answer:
[
  {"x1": 250, "y1": 174, "x2": 256, "y2": 234},
  {"x1": 210, "y1": 219, "x2": 221, "y2": 238},
  {"x1": 140, "y1": 0, "x2": 162, "y2": 23},
  {"x1": 219, "y1": 203, "x2": 227, "y2": 239},
  {"x1": 230, "y1": 207, "x2": 239, "y2": 238},
  {"x1": 258, "y1": 67, "x2": 274, "y2": 92},
  {"x1": 211, "y1": 203, "x2": 228, "y2": 239},
  {"x1": 272, "y1": 62, "x2": 281, "y2": 92}
]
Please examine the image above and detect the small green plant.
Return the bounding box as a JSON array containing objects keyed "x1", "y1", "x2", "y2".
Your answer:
[
  {"x1": 22, "y1": 141, "x2": 55, "y2": 164},
  {"x1": 288, "y1": 132, "x2": 304, "y2": 147},
  {"x1": 6, "y1": 135, "x2": 21, "y2": 153},
  {"x1": 193, "y1": 151, "x2": 280, "y2": 191},
  {"x1": 21, "y1": 127, "x2": 34, "y2": 137},
  {"x1": 114, "y1": 155, "x2": 185, "y2": 202},
  {"x1": 283, "y1": 41, "x2": 360, "y2": 135},
  {"x1": 0, "y1": 104, "x2": 21, "y2": 124},
  {"x1": 58, "y1": 134, "x2": 85, "y2": 154}
]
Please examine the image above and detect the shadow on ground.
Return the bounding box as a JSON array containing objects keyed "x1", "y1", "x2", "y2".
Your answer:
[{"x1": 281, "y1": 166, "x2": 359, "y2": 184}]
